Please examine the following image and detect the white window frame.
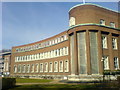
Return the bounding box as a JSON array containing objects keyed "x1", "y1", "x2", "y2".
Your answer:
[
  {"x1": 110, "y1": 22, "x2": 115, "y2": 28},
  {"x1": 103, "y1": 56, "x2": 109, "y2": 70},
  {"x1": 64, "y1": 60, "x2": 69, "y2": 72},
  {"x1": 54, "y1": 61, "x2": 58, "y2": 72},
  {"x1": 14, "y1": 65, "x2": 17, "y2": 73},
  {"x1": 102, "y1": 35, "x2": 107, "y2": 49},
  {"x1": 100, "y1": 19, "x2": 105, "y2": 25},
  {"x1": 112, "y1": 38, "x2": 117, "y2": 49},
  {"x1": 44, "y1": 62, "x2": 48, "y2": 72},
  {"x1": 40, "y1": 63, "x2": 43, "y2": 72},
  {"x1": 31, "y1": 64, "x2": 34, "y2": 73},
  {"x1": 49, "y1": 62, "x2": 53, "y2": 72},
  {"x1": 36, "y1": 63, "x2": 39, "y2": 73},
  {"x1": 59, "y1": 61, "x2": 63, "y2": 72},
  {"x1": 114, "y1": 57, "x2": 119, "y2": 69}
]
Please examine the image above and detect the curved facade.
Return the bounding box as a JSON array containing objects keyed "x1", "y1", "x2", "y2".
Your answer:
[{"x1": 11, "y1": 3, "x2": 120, "y2": 80}]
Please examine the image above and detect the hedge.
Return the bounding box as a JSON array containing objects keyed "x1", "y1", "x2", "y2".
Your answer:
[{"x1": 2, "y1": 78, "x2": 16, "y2": 90}]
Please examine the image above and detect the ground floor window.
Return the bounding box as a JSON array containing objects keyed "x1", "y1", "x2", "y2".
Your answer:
[
  {"x1": 26, "y1": 64, "x2": 30, "y2": 73},
  {"x1": 31, "y1": 64, "x2": 34, "y2": 73},
  {"x1": 114, "y1": 57, "x2": 119, "y2": 69},
  {"x1": 54, "y1": 61, "x2": 58, "y2": 72},
  {"x1": 44, "y1": 62, "x2": 48, "y2": 72},
  {"x1": 14, "y1": 65, "x2": 17, "y2": 73},
  {"x1": 49, "y1": 62, "x2": 53, "y2": 72},
  {"x1": 23, "y1": 65, "x2": 26, "y2": 73},
  {"x1": 35, "y1": 64, "x2": 39, "y2": 72},
  {"x1": 40, "y1": 63, "x2": 43, "y2": 72},
  {"x1": 103, "y1": 56, "x2": 109, "y2": 70},
  {"x1": 59, "y1": 61, "x2": 63, "y2": 72},
  {"x1": 64, "y1": 60, "x2": 69, "y2": 72}
]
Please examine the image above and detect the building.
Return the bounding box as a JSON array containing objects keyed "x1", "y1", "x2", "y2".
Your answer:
[
  {"x1": 3, "y1": 52, "x2": 11, "y2": 76},
  {"x1": 0, "y1": 50, "x2": 11, "y2": 76},
  {"x1": 0, "y1": 54, "x2": 4, "y2": 75},
  {"x1": 10, "y1": 3, "x2": 120, "y2": 81}
]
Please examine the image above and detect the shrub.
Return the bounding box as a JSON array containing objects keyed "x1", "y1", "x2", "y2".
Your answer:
[{"x1": 2, "y1": 77, "x2": 16, "y2": 90}]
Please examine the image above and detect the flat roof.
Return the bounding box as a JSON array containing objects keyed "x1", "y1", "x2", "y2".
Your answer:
[{"x1": 69, "y1": 3, "x2": 119, "y2": 13}]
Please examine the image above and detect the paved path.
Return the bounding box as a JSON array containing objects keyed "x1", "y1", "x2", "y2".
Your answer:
[{"x1": 16, "y1": 80, "x2": 66, "y2": 85}]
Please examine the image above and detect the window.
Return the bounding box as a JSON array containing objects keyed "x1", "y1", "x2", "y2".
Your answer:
[
  {"x1": 40, "y1": 63, "x2": 43, "y2": 72},
  {"x1": 26, "y1": 64, "x2": 30, "y2": 73},
  {"x1": 36, "y1": 64, "x2": 39, "y2": 72},
  {"x1": 44, "y1": 62, "x2": 48, "y2": 72},
  {"x1": 112, "y1": 38, "x2": 117, "y2": 49},
  {"x1": 31, "y1": 64, "x2": 34, "y2": 73},
  {"x1": 14, "y1": 65, "x2": 17, "y2": 73},
  {"x1": 59, "y1": 61, "x2": 63, "y2": 72},
  {"x1": 100, "y1": 19, "x2": 105, "y2": 25},
  {"x1": 69, "y1": 17, "x2": 75, "y2": 27},
  {"x1": 49, "y1": 62, "x2": 53, "y2": 72},
  {"x1": 114, "y1": 57, "x2": 119, "y2": 69},
  {"x1": 23, "y1": 65, "x2": 26, "y2": 73},
  {"x1": 64, "y1": 60, "x2": 69, "y2": 72},
  {"x1": 54, "y1": 61, "x2": 58, "y2": 72},
  {"x1": 102, "y1": 36, "x2": 107, "y2": 49},
  {"x1": 102, "y1": 56, "x2": 109, "y2": 70},
  {"x1": 17, "y1": 64, "x2": 21, "y2": 73},
  {"x1": 110, "y1": 22, "x2": 115, "y2": 28}
]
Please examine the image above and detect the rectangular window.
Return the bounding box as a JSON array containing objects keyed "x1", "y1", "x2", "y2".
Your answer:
[
  {"x1": 112, "y1": 38, "x2": 117, "y2": 49},
  {"x1": 103, "y1": 56, "x2": 109, "y2": 70},
  {"x1": 40, "y1": 63, "x2": 43, "y2": 72},
  {"x1": 59, "y1": 61, "x2": 63, "y2": 72},
  {"x1": 64, "y1": 60, "x2": 69, "y2": 72},
  {"x1": 36, "y1": 64, "x2": 39, "y2": 73},
  {"x1": 31, "y1": 64, "x2": 34, "y2": 73},
  {"x1": 27, "y1": 64, "x2": 30, "y2": 73},
  {"x1": 100, "y1": 19, "x2": 105, "y2": 25},
  {"x1": 110, "y1": 22, "x2": 115, "y2": 28},
  {"x1": 114, "y1": 57, "x2": 119, "y2": 69},
  {"x1": 90, "y1": 32, "x2": 99, "y2": 74},
  {"x1": 54, "y1": 61, "x2": 58, "y2": 72},
  {"x1": 14, "y1": 65, "x2": 17, "y2": 73},
  {"x1": 49, "y1": 62, "x2": 53, "y2": 72},
  {"x1": 44, "y1": 62, "x2": 48, "y2": 72},
  {"x1": 102, "y1": 36, "x2": 107, "y2": 49},
  {"x1": 23, "y1": 65, "x2": 26, "y2": 73}
]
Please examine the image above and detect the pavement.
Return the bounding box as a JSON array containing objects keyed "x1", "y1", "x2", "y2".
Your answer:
[{"x1": 16, "y1": 80, "x2": 66, "y2": 85}]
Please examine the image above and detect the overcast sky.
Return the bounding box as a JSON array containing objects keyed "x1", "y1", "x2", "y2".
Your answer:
[{"x1": 2, "y1": 2, "x2": 119, "y2": 49}]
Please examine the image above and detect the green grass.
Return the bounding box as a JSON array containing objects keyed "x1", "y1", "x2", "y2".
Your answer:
[{"x1": 16, "y1": 78, "x2": 53, "y2": 83}]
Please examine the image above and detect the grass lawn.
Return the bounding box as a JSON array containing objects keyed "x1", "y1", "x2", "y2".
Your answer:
[{"x1": 16, "y1": 78, "x2": 53, "y2": 83}]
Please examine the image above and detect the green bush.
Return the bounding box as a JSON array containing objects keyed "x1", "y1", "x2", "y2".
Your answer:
[{"x1": 2, "y1": 78, "x2": 16, "y2": 90}]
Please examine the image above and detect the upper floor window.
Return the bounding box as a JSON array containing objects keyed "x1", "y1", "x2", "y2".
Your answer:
[
  {"x1": 110, "y1": 22, "x2": 115, "y2": 28},
  {"x1": 112, "y1": 38, "x2": 117, "y2": 49},
  {"x1": 114, "y1": 57, "x2": 119, "y2": 69},
  {"x1": 102, "y1": 36, "x2": 107, "y2": 49},
  {"x1": 69, "y1": 17, "x2": 75, "y2": 27},
  {"x1": 100, "y1": 19, "x2": 105, "y2": 25}
]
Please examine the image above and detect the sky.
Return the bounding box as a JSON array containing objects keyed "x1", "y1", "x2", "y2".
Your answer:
[{"x1": 1, "y1": 2, "x2": 119, "y2": 49}]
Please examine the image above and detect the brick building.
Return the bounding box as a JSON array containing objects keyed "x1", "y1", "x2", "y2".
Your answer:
[{"x1": 10, "y1": 3, "x2": 120, "y2": 81}]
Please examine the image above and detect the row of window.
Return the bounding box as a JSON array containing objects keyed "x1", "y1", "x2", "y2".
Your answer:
[
  {"x1": 16, "y1": 34, "x2": 68, "y2": 52},
  {"x1": 69, "y1": 17, "x2": 116, "y2": 28},
  {"x1": 14, "y1": 60, "x2": 69, "y2": 73},
  {"x1": 15, "y1": 47, "x2": 68, "y2": 62},
  {"x1": 102, "y1": 36, "x2": 118, "y2": 49},
  {"x1": 102, "y1": 56, "x2": 119, "y2": 70},
  {"x1": 100, "y1": 19, "x2": 115, "y2": 28}
]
